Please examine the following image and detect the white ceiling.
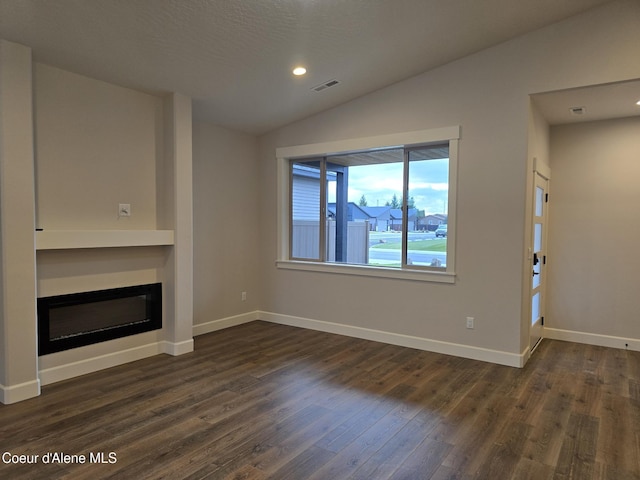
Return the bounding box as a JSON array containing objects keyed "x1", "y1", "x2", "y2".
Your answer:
[
  {"x1": 532, "y1": 79, "x2": 640, "y2": 126},
  {"x1": 0, "y1": 0, "x2": 619, "y2": 134}
]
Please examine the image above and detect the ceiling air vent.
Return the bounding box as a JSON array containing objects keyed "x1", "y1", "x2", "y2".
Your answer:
[
  {"x1": 312, "y1": 79, "x2": 340, "y2": 92},
  {"x1": 569, "y1": 106, "x2": 586, "y2": 116}
]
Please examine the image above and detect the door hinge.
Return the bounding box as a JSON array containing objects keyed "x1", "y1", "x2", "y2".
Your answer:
[
  {"x1": 543, "y1": 255, "x2": 546, "y2": 265},
  {"x1": 545, "y1": 193, "x2": 549, "y2": 203},
  {"x1": 541, "y1": 316, "x2": 544, "y2": 326}
]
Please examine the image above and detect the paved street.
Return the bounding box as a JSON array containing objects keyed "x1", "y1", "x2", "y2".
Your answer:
[{"x1": 368, "y1": 231, "x2": 447, "y2": 267}]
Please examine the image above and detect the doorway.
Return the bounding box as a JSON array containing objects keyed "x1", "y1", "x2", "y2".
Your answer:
[{"x1": 530, "y1": 163, "x2": 549, "y2": 353}]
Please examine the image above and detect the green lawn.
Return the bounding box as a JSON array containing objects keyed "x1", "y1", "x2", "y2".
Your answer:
[{"x1": 371, "y1": 239, "x2": 447, "y2": 252}]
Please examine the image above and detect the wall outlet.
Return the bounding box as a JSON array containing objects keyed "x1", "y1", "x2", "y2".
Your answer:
[
  {"x1": 241, "y1": 291, "x2": 247, "y2": 301},
  {"x1": 118, "y1": 203, "x2": 131, "y2": 217},
  {"x1": 466, "y1": 317, "x2": 475, "y2": 329}
]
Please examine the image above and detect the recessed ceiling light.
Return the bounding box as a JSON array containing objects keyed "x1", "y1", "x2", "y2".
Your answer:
[
  {"x1": 292, "y1": 67, "x2": 307, "y2": 76},
  {"x1": 636, "y1": 99, "x2": 640, "y2": 106}
]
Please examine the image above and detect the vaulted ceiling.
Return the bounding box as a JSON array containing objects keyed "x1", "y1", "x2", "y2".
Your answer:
[{"x1": 0, "y1": 0, "x2": 617, "y2": 134}]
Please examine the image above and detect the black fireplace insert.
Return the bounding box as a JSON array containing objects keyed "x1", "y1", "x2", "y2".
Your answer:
[{"x1": 37, "y1": 283, "x2": 162, "y2": 355}]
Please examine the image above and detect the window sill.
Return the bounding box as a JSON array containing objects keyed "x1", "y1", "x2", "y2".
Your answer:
[{"x1": 276, "y1": 260, "x2": 456, "y2": 284}]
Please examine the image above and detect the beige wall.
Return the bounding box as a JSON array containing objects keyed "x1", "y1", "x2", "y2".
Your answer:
[
  {"x1": 34, "y1": 63, "x2": 163, "y2": 230},
  {"x1": 31, "y1": 64, "x2": 176, "y2": 296},
  {"x1": 0, "y1": 40, "x2": 39, "y2": 401},
  {"x1": 192, "y1": 121, "x2": 259, "y2": 325},
  {"x1": 547, "y1": 117, "x2": 640, "y2": 342},
  {"x1": 257, "y1": 0, "x2": 640, "y2": 360},
  {"x1": 30, "y1": 65, "x2": 194, "y2": 381},
  {"x1": 528, "y1": 102, "x2": 551, "y2": 173}
]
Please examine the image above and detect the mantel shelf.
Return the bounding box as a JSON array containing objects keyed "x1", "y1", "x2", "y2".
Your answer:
[{"x1": 36, "y1": 230, "x2": 175, "y2": 250}]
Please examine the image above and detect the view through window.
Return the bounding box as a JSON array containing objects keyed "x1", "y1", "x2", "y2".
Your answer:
[{"x1": 290, "y1": 143, "x2": 450, "y2": 270}]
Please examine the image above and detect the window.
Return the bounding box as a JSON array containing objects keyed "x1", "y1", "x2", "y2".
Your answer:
[{"x1": 277, "y1": 127, "x2": 459, "y2": 283}]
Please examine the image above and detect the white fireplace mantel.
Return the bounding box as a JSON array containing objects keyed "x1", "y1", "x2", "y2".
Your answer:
[{"x1": 36, "y1": 229, "x2": 175, "y2": 250}]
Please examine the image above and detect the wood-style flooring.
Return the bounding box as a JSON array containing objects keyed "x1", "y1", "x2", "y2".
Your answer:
[{"x1": 1, "y1": 321, "x2": 639, "y2": 479}]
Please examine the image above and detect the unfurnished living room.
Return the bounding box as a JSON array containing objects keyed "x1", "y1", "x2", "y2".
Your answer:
[{"x1": 0, "y1": 1, "x2": 639, "y2": 479}]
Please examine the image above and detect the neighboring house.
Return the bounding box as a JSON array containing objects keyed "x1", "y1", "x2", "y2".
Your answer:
[
  {"x1": 293, "y1": 165, "x2": 420, "y2": 233},
  {"x1": 327, "y1": 202, "x2": 372, "y2": 223},
  {"x1": 328, "y1": 204, "x2": 419, "y2": 232},
  {"x1": 419, "y1": 214, "x2": 448, "y2": 231},
  {"x1": 291, "y1": 164, "x2": 321, "y2": 220},
  {"x1": 389, "y1": 208, "x2": 418, "y2": 231},
  {"x1": 360, "y1": 206, "x2": 392, "y2": 231}
]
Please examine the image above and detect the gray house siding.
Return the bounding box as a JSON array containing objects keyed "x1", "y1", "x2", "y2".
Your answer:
[{"x1": 292, "y1": 174, "x2": 320, "y2": 221}]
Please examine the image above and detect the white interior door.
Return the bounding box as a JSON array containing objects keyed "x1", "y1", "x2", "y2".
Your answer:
[{"x1": 530, "y1": 170, "x2": 549, "y2": 352}]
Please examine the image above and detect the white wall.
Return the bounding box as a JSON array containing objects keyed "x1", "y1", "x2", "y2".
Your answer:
[
  {"x1": 192, "y1": 121, "x2": 259, "y2": 330},
  {"x1": 256, "y1": 0, "x2": 640, "y2": 363},
  {"x1": 547, "y1": 116, "x2": 640, "y2": 346}
]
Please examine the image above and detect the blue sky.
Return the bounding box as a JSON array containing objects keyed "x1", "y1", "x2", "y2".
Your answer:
[{"x1": 329, "y1": 158, "x2": 449, "y2": 215}]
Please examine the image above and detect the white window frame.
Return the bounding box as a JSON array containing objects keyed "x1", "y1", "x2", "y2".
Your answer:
[{"x1": 276, "y1": 126, "x2": 459, "y2": 283}]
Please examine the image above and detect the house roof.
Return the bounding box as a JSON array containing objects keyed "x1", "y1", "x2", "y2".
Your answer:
[
  {"x1": 0, "y1": 0, "x2": 613, "y2": 134},
  {"x1": 327, "y1": 202, "x2": 379, "y2": 219},
  {"x1": 291, "y1": 164, "x2": 321, "y2": 180},
  {"x1": 389, "y1": 208, "x2": 418, "y2": 219},
  {"x1": 360, "y1": 206, "x2": 391, "y2": 218},
  {"x1": 424, "y1": 214, "x2": 448, "y2": 221}
]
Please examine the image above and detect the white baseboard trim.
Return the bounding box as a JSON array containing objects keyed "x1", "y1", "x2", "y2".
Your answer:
[
  {"x1": 35, "y1": 308, "x2": 530, "y2": 390},
  {"x1": 544, "y1": 327, "x2": 640, "y2": 351},
  {"x1": 39, "y1": 342, "x2": 164, "y2": 386},
  {"x1": 193, "y1": 311, "x2": 259, "y2": 337},
  {"x1": 0, "y1": 378, "x2": 41, "y2": 404},
  {"x1": 258, "y1": 311, "x2": 526, "y2": 368},
  {"x1": 161, "y1": 339, "x2": 194, "y2": 356},
  {"x1": 37, "y1": 310, "x2": 260, "y2": 389}
]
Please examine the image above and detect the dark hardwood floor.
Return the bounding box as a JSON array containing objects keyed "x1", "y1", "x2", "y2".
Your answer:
[{"x1": 1, "y1": 321, "x2": 639, "y2": 479}]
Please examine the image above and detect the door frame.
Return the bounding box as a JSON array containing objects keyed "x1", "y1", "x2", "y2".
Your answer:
[{"x1": 529, "y1": 159, "x2": 551, "y2": 354}]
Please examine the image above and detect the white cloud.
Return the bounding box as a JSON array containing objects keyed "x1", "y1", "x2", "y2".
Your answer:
[{"x1": 329, "y1": 160, "x2": 449, "y2": 214}]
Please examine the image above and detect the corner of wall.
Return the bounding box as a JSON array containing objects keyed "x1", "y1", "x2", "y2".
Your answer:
[{"x1": 0, "y1": 39, "x2": 40, "y2": 403}]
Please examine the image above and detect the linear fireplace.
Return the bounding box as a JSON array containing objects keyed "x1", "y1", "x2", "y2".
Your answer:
[{"x1": 37, "y1": 283, "x2": 162, "y2": 355}]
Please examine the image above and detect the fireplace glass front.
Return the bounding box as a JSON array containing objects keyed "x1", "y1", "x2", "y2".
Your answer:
[{"x1": 38, "y1": 283, "x2": 162, "y2": 355}]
